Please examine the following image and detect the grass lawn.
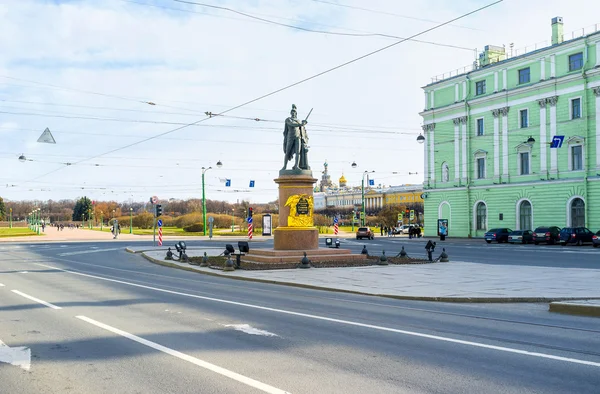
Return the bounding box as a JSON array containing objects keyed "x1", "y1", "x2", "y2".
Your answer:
[
  {"x1": 0, "y1": 228, "x2": 41, "y2": 238},
  {"x1": 83, "y1": 226, "x2": 205, "y2": 236}
]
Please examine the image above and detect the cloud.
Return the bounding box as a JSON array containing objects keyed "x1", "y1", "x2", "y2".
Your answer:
[{"x1": 1, "y1": 0, "x2": 599, "y2": 202}]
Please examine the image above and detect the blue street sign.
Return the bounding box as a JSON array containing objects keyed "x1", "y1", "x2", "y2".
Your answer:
[
  {"x1": 157, "y1": 219, "x2": 163, "y2": 227},
  {"x1": 225, "y1": 179, "x2": 231, "y2": 187},
  {"x1": 369, "y1": 179, "x2": 375, "y2": 186},
  {"x1": 247, "y1": 217, "x2": 253, "y2": 224},
  {"x1": 550, "y1": 135, "x2": 565, "y2": 148},
  {"x1": 333, "y1": 217, "x2": 338, "y2": 224},
  {"x1": 249, "y1": 180, "x2": 255, "y2": 188}
]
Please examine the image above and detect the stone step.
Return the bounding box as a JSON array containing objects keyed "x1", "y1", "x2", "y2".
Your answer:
[{"x1": 242, "y1": 253, "x2": 367, "y2": 264}]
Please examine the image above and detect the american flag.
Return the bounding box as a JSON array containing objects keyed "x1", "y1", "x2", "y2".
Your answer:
[{"x1": 333, "y1": 217, "x2": 339, "y2": 235}]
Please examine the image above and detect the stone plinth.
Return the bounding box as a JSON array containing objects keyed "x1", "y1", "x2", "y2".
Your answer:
[
  {"x1": 274, "y1": 172, "x2": 318, "y2": 250},
  {"x1": 243, "y1": 248, "x2": 368, "y2": 264}
]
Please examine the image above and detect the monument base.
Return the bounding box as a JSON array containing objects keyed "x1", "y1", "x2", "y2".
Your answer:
[
  {"x1": 244, "y1": 247, "x2": 367, "y2": 264},
  {"x1": 273, "y1": 226, "x2": 319, "y2": 250}
]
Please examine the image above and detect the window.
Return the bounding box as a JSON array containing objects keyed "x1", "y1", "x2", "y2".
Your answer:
[
  {"x1": 519, "y1": 201, "x2": 532, "y2": 231},
  {"x1": 476, "y1": 118, "x2": 484, "y2": 136},
  {"x1": 571, "y1": 145, "x2": 583, "y2": 170},
  {"x1": 477, "y1": 158, "x2": 486, "y2": 179},
  {"x1": 569, "y1": 52, "x2": 583, "y2": 71},
  {"x1": 570, "y1": 198, "x2": 585, "y2": 227},
  {"x1": 476, "y1": 80, "x2": 486, "y2": 95},
  {"x1": 519, "y1": 109, "x2": 528, "y2": 128},
  {"x1": 476, "y1": 202, "x2": 487, "y2": 231},
  {"x1": 518, "y1": 68, "x2": 530, "y2": 84},
  {"x1": 571, "y1": 98, "x2": 581, "y2": 119},
  {"x1": 520, "y1": 152, "x2": 530, "y2": 175}
]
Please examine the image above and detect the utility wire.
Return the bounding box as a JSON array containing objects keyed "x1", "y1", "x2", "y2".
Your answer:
[
  {"x1": 21, "y1": 0, "x2": 503, "y2": 184},
  {"x1": 173, "y1": 0, "x2": 475, "y2": 51}
]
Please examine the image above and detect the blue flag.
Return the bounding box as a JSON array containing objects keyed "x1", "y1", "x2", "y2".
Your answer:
[
  {"x1": 225, "y1": 179, "x2": 231, "y2": 187},
  {"x1": 369, "y1": 179, "x2": 375, "y2": 186},
  {"x1": 249, "y1": 180, "x2": 255, "y2": 188}
]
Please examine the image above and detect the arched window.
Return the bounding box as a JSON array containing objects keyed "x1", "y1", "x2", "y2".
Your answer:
[
  {"x1": 441, "y1": 162, "x2": 450, "y2": 183},
  {"x1": 519, "y1": 200, "x2": 532, "y2": 230},
  {"x1": 476, "y1": 202, "x2": 487, "y2": 230},
  {"x1": 571, "y1": 198, "x2": 585, "y2": 227}
]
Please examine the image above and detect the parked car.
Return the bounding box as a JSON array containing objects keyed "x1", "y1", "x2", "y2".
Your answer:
[
  {"x1": 559, "y1": 227, "x2": 595, "y2": 246},
  {"x1": 484, "y1": 228, "x2": 512, "y2": 243},
  {"x1": 356, "y1": 227, "x2": 374, "y2": 240},
  {"x1": 508, "y1": 230, "x2": 534, "y2": 244},
  {"x1": 533, "y1": 226, "x2": 561, "y2": 245},
  {"x1": 593, "y1": 231, "x2": 600, "y2": 248}
]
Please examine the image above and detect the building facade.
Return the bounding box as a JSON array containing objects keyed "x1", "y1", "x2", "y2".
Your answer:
[
  {"x1": 420, "y1": 18, "x2": 600, "y2": 237},
  {"x1": 323, "y1": 185, "x2": 423, "y2": 212}
]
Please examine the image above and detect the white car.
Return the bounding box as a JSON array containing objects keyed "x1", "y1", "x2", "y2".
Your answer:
[{"x1": 398, "y1": 225, "x2": 414, "y2": 234}]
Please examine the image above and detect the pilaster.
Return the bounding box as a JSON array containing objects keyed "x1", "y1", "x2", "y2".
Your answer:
[
  {"x1": 593, "y1": 87, "x2": 600, "y2": 169},
  {"x1": 460, "y1": 116, "x2": 468, "y2": 181},
  {"x1": 492, "y1": 109, "x2": 500, "y2": 179},
  {"x1": 500, "y1": 106, "x2": 510, "y2": 178},
  {"x1": 538, "y1": 99, "x2": 548, "y2": 173},
  {"x1": 548, "y1": 96, "x2": 559, "y2": 174},
  {"x1": 453, "y1": 118, "x2": 461, "y2": 181}
]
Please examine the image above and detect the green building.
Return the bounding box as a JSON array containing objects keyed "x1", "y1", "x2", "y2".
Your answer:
[{"x1": 420, "y1": 17, "x2": 600, "y2": 237}]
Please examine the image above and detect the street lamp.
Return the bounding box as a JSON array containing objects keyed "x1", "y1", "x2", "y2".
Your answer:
[
  {"x1": 231, "y1": 208, "x2": 235, "y2": 232},
  {"x1": 202, "y1": 161, "x2": 223, "y2": 236},
  {"x1": 100, "y1": 211, "x2": 103, "y2": 231},
  {"x1": 416, "y1": 134, "x2": 425, "y2": 144},
  {"x1": 9, "y1": 208, "x2": 12, "y2": 229},
  {"x1": 130, "y1": 207, "x2": 133, "y2": 234},
  {"x1": 361, "y1": 170, "x2": 375, "y2": 226},
  {"x1": 37, "y1": 208, "x2": 41, "y2": 235}
]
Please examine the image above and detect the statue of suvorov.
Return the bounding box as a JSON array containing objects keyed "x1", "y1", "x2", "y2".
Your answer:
[{"x1": 282, "y1": 104, "x2": 311, "y2": 171}]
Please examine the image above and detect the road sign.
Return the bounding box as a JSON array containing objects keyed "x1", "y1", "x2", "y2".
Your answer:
[
  {"x1": 360, "y1": 212, "x2": 365, "y2": 219},
  {"x1": 37, "y1": 127, "x2": 56, "y2": 144},
  {"x1": 409, "y1": 210, "x2": 415, "y2": 220},
  {"x1": 208, "y1": 216, "x2": 214, "y2": 223},
  {"x1": 247, "y1": 217, "x2": 253, "y2": 224},
  {"x1": 368, "y1": 179, "x2": 375, "y2": 186},
  {"x1": 333, "y1": 217, "x2": 339, "y2": 235},
  {"x1": 225, "y1": 179, "x2": 231, "y2": 187},
  {"x1": 249, "y1": 180, "x2": 255, "y2": 188},
  {"x1": 398, "y1": 213, "x2": 403, "y2": 221},
  {"x1": 151, "y1": 196, "x2": 158, "y2": 204},
  {"x1": 550, "y1": 135, "x2": 565, "y2": 148},
  {"x1": 157, "y1": 219, "x2": 163, "y2": 227}
]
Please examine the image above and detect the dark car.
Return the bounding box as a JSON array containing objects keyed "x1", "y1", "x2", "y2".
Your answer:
[
  {"x1": 559, "y1": 227, "x2": 595, "y2": 246},
  {"x1": 533, "y1": 226, "x2": 561, "y2": 245},
  {"x1": 508, "y1": 230, "x2": 534, "y2": 244},
  {"x1": 356, "y1": 227, "x2": 374, "y2": 240},
  {"x1": 592, "y1": 231, "x2": 600, "y2": 248},
  {"x1": 484, "y1": 228, "x2": 512, "y2": 243}
]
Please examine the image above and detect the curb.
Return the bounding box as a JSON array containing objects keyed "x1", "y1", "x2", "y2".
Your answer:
[
  {"x1": 549, "y1": 301, "x2": 600, "y2": 317},
  {"x1": 139, "y1": 252, "x2": 600, "y2": 304}
]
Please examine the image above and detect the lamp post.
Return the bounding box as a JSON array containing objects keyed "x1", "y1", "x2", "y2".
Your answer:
[
  {"x1": 37, "y1": 208, "x2": 41, "y2": 235},
  {"x1": 100, "y1": 212, "x2": 103, "y2": 231},
  {"x1": 201, "y1": 161, "x2": 223, "y2": 236},
  {"x1": 9, "y1": 208, "x2": 12, "y2": 229},
  {"x1": 130, "y1": 208, "x2": 133, "y2": 234},
  {"x1": 231, "y1": 208, "x2": 235, "y2": 232},
  {"x1": 361, "y1": 170, "x2": 374, "y2": 226}
]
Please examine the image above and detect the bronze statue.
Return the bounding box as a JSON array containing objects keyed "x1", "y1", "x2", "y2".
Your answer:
[{"x1": 282, "y1": 104, "x2": 311, "y2": 171}]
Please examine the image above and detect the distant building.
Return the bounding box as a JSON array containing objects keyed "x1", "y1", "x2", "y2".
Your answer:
[
  {"x1": 323, "y1": 184, "x2": 423, "y2": 213},
  {"x1": 339, "y1": 173, "x2": 347, "y2": 188},
  {"x1": 313, "y1": 192, "x2": 326, "y2": 211},
  {"x1": 319, "y1": 161, "x2": 334, "y2": 192}
]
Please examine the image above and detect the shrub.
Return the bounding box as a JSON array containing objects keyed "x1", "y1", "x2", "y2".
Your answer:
[{"x1": 183, "y1": 223, "x2": 204, "y2": 232}]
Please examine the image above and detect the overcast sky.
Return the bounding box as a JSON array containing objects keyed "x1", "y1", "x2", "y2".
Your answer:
[{"x1": 2, "y1": 0, "x2": 599, "y2": 204}]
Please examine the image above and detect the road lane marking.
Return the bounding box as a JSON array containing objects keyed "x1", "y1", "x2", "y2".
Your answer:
[
  {"x1": 76, "y1": 316, "x2": 290, "y2": 394},
  {"x1": 223, "y1": 324, "x2": 279, "y2": 337},
  {"x1": 0, "y1": 339, "x2": 31, "y2": 371},
  {"x1": 11, "y1": 290, "x2": 62, "y2": 310},
  {"x1": 58, "y1": 248, "x2": 121, "y2": 256},
  {"x1": 0, "y1": 283, "x2": 5, "y2": 287},
  {"x1": 36, "y1": 263, "x2": 600, "y2": 368}
]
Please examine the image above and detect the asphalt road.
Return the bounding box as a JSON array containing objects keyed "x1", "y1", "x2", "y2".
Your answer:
[{"x1": 0, "y1": 241, "x2": 599, "y2": 393}]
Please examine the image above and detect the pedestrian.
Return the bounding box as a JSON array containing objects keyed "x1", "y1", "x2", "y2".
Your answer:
[{"x1": 380, "y1": 226, "x2": 383, "y2": 236}]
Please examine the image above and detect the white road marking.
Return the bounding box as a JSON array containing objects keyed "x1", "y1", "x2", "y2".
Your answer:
[
  {"x1": 0, "y1": 283, "x2": 5, "y2": 287},
  {"x1": 223, "y1": 324, "x2": 279, "y2": 337},
  {"x1": 58, "y1": 248, "x2": 121, "y2": 256},
  {"x1": 0, "y1": 339, "x2": 31, "y2": 371},
  {"x1": 36, "y1": 263, "x2": 600, "y2": 368},
  {"x1": 19, "y1": 271, "x2": 29, "y2": 274},
  {"x1": 11, "y1": 290, "x2": 62, "y2": 310},
  {"x1": 76, "y1": 316, "x2": 290, "y2": 394}
]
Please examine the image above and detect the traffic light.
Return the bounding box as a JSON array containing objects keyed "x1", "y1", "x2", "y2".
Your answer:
[
  {"x1": 405, "y1": 208, "x2": 410, "y2": 216},
  {"x1": 248, "y1": 207, "x2": 253, "y2": 218},
  {"x1": 156, "y1": 204, "x2": 163, "y2": 217}
]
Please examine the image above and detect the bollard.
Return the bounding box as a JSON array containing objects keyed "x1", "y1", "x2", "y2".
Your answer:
[
  {"x1": 361, "y1": 245, "x2": 368, "y2": 256},
  {"x1": 378, "y1": 250, "x2": 388, "y2": 265},
  {"x1": 223, "y1": 255, "x2": 235, "y2": 271},
  {"x1": 165, "y1": 247, "x2": 173, "y2": 261},
  {"x1": 439, "y1": 248, "x2": 449, "y2": 262},
  {"x1": 200, "y1": 252, "x2": 209, "y2": 267},
  {"x1": 299, "y1": 251, "x2": 311, "y2": 269},
  {"x1": 399, "y1": 246, "x2": 407, "y2": 258}
]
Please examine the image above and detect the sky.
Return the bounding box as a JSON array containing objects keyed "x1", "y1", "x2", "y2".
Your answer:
[{"x1": 1, "y1": 0, "x2": 600, "y2": 204}]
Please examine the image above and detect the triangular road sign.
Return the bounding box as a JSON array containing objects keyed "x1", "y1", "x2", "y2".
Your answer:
[{"x1": 37, "y1": 128, "x2": 56, "y2": 144}]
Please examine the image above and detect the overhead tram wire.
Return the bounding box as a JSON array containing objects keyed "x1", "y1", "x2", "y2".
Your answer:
[
  {"x1": 172, "y1": 0, "x2": 475, "y2": 51},
  {"x1": 20, "y1": 0, "x2": 502, "y2": 184}
]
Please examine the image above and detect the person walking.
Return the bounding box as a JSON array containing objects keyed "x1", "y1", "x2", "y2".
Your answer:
[{"x1": 380, "y1": 225, "x2": 384, "y2": 236}]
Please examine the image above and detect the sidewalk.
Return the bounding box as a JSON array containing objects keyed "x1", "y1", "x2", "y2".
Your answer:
[{"x1": 139, "y1": 248, "x2": 600, "y2": 306}]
